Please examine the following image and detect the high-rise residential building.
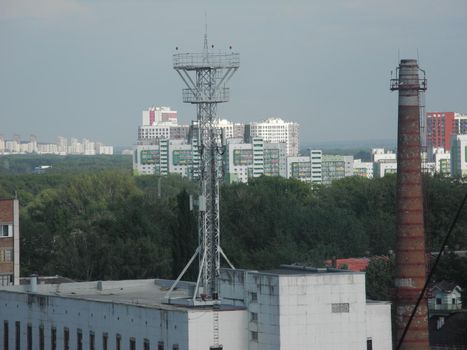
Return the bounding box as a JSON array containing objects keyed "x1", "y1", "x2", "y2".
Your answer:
[
  {"x1": 133, "y1": 139, "x2": 195, "y2": 177},
  {"x1": 432, "y1": 148, "x2": 450, "y2": 176},
  {"x1": 216, "y1": 119, "x2": 245, "y2": 140},
  {"x1": 286, "y1": 150, "x2": 322, "y2": 184},
  {"x1": 245, "y1": 117, "x2": 299, "y2": 156},
  {"x1": 450, "y1": 134, "x2": 467, "y2": 177},
  {"x1": 426, "y1": 112, "x2": 467, "y2": 152},
  {"x1": 142, "y1": 106, "x2": 178, "y2": 126},
  {"x1": 373, "y1": 161, "x2": 397, "y2": 178},
  {"x1": 0, "y1": 135, "x2": 5, "y2": 153},
  {"x1": 138, "y1": 106, "x2": 189, "y2": 143},
  {"x1": 223, "y1": 138, "x2": 287, "y2": 183},
  {"x1": 353, "y1": 159, "x2": 374, "y2": 179},
  {"x1": 321, "y1": 155, "x2": 354, "y2": 185},
  {"x1": 0, "y1": 199, "x2": 20, "y2": 286}
]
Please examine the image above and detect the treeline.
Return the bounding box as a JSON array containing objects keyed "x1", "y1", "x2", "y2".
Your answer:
[
  {"x1": 0, "y1": 154, "x2": 132, "y2": 175},
  {"x1": 1, "y1": 170, "x2": 466, "y2": 300}
]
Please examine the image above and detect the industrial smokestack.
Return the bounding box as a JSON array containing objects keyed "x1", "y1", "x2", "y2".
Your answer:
[{"x1": 391, "y1": 59, "x2": 429, "y2": 349}]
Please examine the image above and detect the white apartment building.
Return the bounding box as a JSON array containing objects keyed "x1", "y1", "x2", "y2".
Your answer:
[
  {"x1": 0, "y1": 266, "x2": 392, "y2": 350},
  {"x1": 371, "y1": 148, "x2": 396, "y2": 163},
  {"x1": 321, "y1": 155, "x2": 354, "y2": 185},
  {"x1": 432, "y1": 148, "x2": 450, "y2": 175},
  {"x1": 215, "y1": 119, "x2": 245, "y2": 140},
  {"x1": 354, "y1": 159, "x2": 374, "y2": 179},
  {"x1": 245, "y1": 118, "x2": 299, "y2": 157},
  {"x1": 133, "y1": 140, "x2": 195, "y2": 177},
  {"x1": 142, "y1": 106, "x2": 178, "y2": 126},
  {"x1": 450, "y1": 134, "x2": 467, "y2": 177},
  {"x1": 286, "y1": 150, "x2": 322, "y2": 184},
  {"x1": 373, "y1": 161, "x2": 397, "y2": 178}
]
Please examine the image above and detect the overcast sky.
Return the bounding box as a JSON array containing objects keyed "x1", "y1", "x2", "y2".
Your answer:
[{"x1": 1, "y1": 0, "x2": 466, "y2": 146}]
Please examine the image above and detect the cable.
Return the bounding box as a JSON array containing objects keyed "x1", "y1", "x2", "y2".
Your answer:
[{"x1": 396, "y1": 191, "x2": 467, "y2": 350}]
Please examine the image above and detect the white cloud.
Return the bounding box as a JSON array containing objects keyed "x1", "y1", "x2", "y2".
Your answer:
[{"x1": 0, "y1": 0, "x2": 86, "y2": 20}]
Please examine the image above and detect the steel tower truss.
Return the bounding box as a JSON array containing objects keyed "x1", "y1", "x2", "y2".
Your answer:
[{"x1": 166, "y1": 35, "x2": 239, "y2": 304}]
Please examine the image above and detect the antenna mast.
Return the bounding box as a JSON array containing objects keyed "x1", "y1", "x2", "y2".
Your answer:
[{"x1": 167, "y1": 33, "x2": 239, "y2": 306}]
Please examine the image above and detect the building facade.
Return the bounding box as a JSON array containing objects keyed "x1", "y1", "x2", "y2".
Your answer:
[
  {"x1": 0, "y1": 199, "x2": 19, "y2": 286},
  {"x1": 450, "y1": 134, "x2": 467, "y2": 177},
  {"x1": 0, "y1": 266, "x2": 392, "y2": 350},
  {"x1": 321, "y1": 155, "x2": 354, "y2": 185},
  {"x1": 245, "y1": 118, "x2": 299, "y2": 157}
]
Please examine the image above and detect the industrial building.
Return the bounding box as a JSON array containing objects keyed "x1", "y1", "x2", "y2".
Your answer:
[
  {"x1": 0, "y1": 199, "x2": 20, "y2": 287},
  {"x1": 0, "y1": 266, "x2": 392, "y2": 350}
]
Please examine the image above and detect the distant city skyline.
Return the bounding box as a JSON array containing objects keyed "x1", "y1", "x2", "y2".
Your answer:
[{"x1": 1, "y1": 0, "x2": 466, "y2": 146}]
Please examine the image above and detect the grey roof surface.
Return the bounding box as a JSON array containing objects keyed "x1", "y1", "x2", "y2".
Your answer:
[
  {"x1": 0, "y1": 278, "x2": 243, "y2": 312},
  {"x1": 261, "y1": 264, "x2": 364, "y2": 276}
]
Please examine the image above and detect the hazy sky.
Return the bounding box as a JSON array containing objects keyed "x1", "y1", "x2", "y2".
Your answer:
[{"x1": 1, "y1": 0, "x2": 466, "y2": 146}]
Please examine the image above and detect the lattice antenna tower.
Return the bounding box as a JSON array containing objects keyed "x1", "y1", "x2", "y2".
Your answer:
[{"x1": 166, "y1": 33, "x2": 239, "y2": 305}]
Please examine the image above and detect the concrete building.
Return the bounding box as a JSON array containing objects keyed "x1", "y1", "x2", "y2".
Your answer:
[
  {"x1": 371, "y1": 148, "x2": 396, "y2": 163},
  {"x1": 215, "y1": 119, "x2": 245, "y2": 140},
  {"x1": 373, "y1": 161, "x2": 397, "y2": 178},
  {"x1": 0, "y1": 199, "x2": 19, "y2": 286},
  {"x1": 353, "y1": 159, "x2": 374, "y2": 179},
  {"x1": 133, "y1": 140, "x2": 196, "y2": 177},
  {"x1": 286, "y1": 150, "x2": 322, "y2": 184},
  {"x1": 263, "y1": 143, "x2": 287, "y2": 178},
  {"x1": 138, "y1": 106, "x2": 189, "y2": 142},
  {"x1": 142, "y1": 106, "x2": 178, "y2": 126},
  {"x1": 0, "y1": 266, "x2": 392, "y2": 350},
  {"x1": 223, "y1": 138, "x2": 287, "y2": 183},
  {"x1": 432, "y1": 148, "x2": 450, "y2": 176},
  {"x1": 426, "y1": 112, "x2": 467, "y2": 152},
  {"x1": 245, "y1": 118, "x2": 299, "y2": 157},
  {"x1": 450, "y1": 134, "x2": 467, "y2": 177},
  {"x1": 321, "y1": 155, "x2": 354, "y2": 185}
]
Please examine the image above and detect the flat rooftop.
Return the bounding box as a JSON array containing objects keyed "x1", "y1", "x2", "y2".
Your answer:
[
  {"x1": 0, "y1": 278, "x2": 242, "y2": 312},
  {"x1": 260, "y1": 264, "x2": 365, "y2": 276}
]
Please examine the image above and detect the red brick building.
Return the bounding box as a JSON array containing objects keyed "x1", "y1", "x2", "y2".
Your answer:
[
  {"x1": 0, "y1": 199, "x2": 19, "y2": 286},
  {"x1": 426, "y1": 112, "x2": 456, "y2": 151}
]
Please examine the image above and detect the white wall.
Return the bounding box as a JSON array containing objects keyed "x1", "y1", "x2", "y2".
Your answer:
[{"x1": 366, "y1": 302, "x2": 392, "y2": 350}]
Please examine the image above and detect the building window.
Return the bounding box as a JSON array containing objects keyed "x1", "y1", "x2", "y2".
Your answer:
[
  {"x1": 27, "y1": 323, "x2": 32, "y2": 350},
  {"x1": 250, "y1": 312, "x2": 258, "y2": 322},
  {"x1": 144, "y1": 339, "x2": 150, "y2": 350},
  {"x1": 15, "y1": 321, "x2": 20, "y2": 350},
  {"x1": 51, "y1": 327, "x2": 57, "y2": 350},
  {"x1": 64, "y1": 328, "x2": 69, "y2": 350},
  {"x1": 436, "y1": 298, "x2": 442, "y2": 305},
  {"x1": 102, "y1": 333, "x2": 108, "y2": 350},
  {"x1": 452, "y1": 298, "x2": 456, "y2": 305},
  {"x1": 331, "y1": 303, "x2": 350, "y2": 313},
  {"x1": 367, "y1": 338, "x2": 373, "y2": 350},
  {"x1": 251, "y1": 331, "x2": 258, "y2": 342},
  {"x1": 77, "y1": 329, "x2": 83, "y2": 350},
  {"x1": 250, "y1": 292, "x2": 258, "y2": 302},
  {"x1": 39, "y1": 325, "x2": 44, "y2": 350},
  {"x1": 89, "y1": 331, "x2": 95, "y2": 350},
  {"x1": 172, "y1": 345, "x2": 179, "y2": 350},
  {"x1": 3, "y1": 321, "x2": 8, "y2": 350},
  {"x1": 1, "y1": 224, "x2": 12, "y2": 237},
  {"x1": 158, "y1": 341, "x2": 164, "y2": 350},
  {"x1": 116, "y1": 334, "x2": 121, "y2": 350},
  {"x1": 129, "y1": 338, "x2": 136, "y2": 350}
]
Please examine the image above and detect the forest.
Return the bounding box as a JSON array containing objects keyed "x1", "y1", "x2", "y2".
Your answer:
[{"x1": 0, "y1": 154, "x2": 466, "y2": 301}]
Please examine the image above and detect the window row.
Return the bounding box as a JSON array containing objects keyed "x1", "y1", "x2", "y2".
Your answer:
[{"x1": 3, "y1": 321, "x2": 179, "y2": 350}]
